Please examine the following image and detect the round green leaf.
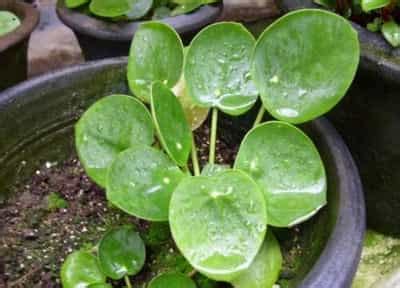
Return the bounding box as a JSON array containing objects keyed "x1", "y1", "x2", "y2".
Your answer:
[
  {"x1": 0, "y1": 11, "x2": 21, "y2": 37},
  {"x1": 172, "y1": 75, "x2": 209, "y2": 131},
  {"x1": 234, "y1": 121, "x2": 327, "y2": 227},
  {"x1": 75, "y1": 95, "x2": 154, "y2": 187},
  {"x1": 90, "y1": 0, "x2": 131, "y2": 18},
  {"x1": 184, "y1": 22, "x2": 258, "y2": 116},
  {"x1": 149, "y1": 272, "x2": 197, "y2": 288},
  {"x1": 200, "y1": 163, "x2": 230, "y2": 177},
  {"x1": 98, "y1": 226, "x2": 146, "y2": 280},
  {"x1": 252, "y1": 9, "x2": 359, "y2": 124},
  {"x1": 231, "y1": 231, "x2": 282, "y2": 288},
  {"x1": 126, "y1": 0, "x2": 153, "y2": 20},
  {"x1": 65, "y1": 0, "x2": 90, "y2": 8},
  {"x1": 107, "y1": 146, "x2": 185, "y2": 221},
  {"x1": 151, "y1": 81, "x2": 193, "y2": 167},
  {"x1": 127, "y1": 22, "x2": 184, "y2": 102},
  {"x1": 61, "y1": 251, "x2": 106, "y2": 288},
  {"x1": 169, "y1": 170, "x2": 267, "y2": 281}
]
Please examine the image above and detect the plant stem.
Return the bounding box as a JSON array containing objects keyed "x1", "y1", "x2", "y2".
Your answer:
[
  {"x1": 124, "y1": 275, "x2": 132, "y2": 288},
  {"x1": 188, "y1": 269, "x2": 197, "y2": 278},
  {"x1": 253, "y1": 106, "x2": 265, "y2": 128},
  {"x1": 191, "y1": 138, "x2": 200, "y2": 176},
  {"x1": 209, "y1": 108, "x2": 218, "y2": 165}
]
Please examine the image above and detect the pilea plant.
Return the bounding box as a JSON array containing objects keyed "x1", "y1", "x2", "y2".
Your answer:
[
  {"x1": 64, "y1": 0, "x2": 220, "y2": 21},
  {"x1": 62, "y1": 9, "x2": 360, "y2": 287},
  {"x1": 315, "y1": 0, "x2": 400, "y2": 47},
  {"x1": 0, "y1": 10, "x2": 21, "y2": 37}
]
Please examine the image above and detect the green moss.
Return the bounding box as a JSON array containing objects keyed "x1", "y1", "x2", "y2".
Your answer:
[
  {"x1": 46, "y1": 192, "x2": 68, "y2": 211},
  {"x1": 353, "y1": 229, "x2": 400, "y2": 288}
]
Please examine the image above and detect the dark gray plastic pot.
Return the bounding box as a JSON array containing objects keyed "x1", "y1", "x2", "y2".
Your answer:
[
  {"x1": 56, "y1": 0, "x2": 222, "y2": 60},
  {"x1": 0, "y1": 1, "x2": 39, "y2": 91},
  {"x1": 278, "y1": 0, "x2": 400, "y2": 83},
  {"x1": 0, "y1": 58, "x2": 365, "y2": 288},
  {"x1": 279, "y1": 0, "x2": 400, "y2": 235}
]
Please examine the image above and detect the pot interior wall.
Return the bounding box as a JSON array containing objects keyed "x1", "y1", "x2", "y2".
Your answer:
[
  {"x1": 0, "y1": 59, "x2": 336, "y2": 287},
  {"x1": 329, "y1": 69, "x2": 400, "y2": 236}
]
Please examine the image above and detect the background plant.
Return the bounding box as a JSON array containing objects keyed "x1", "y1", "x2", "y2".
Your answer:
[
  {"x1": 315, "y1": 0, "x2": 400, "y2": 47},
  {"x1": 64, "y1": 0, "x2": 220, "y2": 21},
  {"x1": 63, "y1": 9, "x2": 360, "y2": 287}
]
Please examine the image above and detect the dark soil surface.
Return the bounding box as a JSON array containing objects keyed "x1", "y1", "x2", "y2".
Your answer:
[{"x1": 0, "y1": 120, "x2": 303, "y2": 287}]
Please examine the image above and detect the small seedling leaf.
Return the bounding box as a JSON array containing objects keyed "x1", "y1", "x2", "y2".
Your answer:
[
  {"x1": 231, "y1": 231, "x2": 282, "y2": 288},
  {"x1": 361, "y1": 0, "x2": 390, "y2": 12},
  {"x1": 98, "y1": 226, "x2": 146, "y2": 279},
  {"x1": 88, "y1": 284, "x2": 113, "y2": 288},
  {"x1": 127, "y1": 22, "x2": 184, "y2": 102},
  {"x1": 107, "y1": 146, "x2": 185, "y2": 221},
  {"x1": 184, "y1": 22, "x2": 258, "y2": 116},
  {"x1": 252, "y1": 9, "x2": 359, "y2": 123},
  {"x1": 169, "y1": 170, "x2": 267, "y2": 281},
  {"x1": 235, "y1": 121, "x2": 327, "y2": 227},
  {"x1": 75, "y1": 95, "x2": 154, "y2": 187},
  {"x1": 149, "y1": 272, "x2": 197, "y2": 288},
  {"x1": 0, "y1": 11, "x2": 21, "y2": 37},
  {"x1": 61, "y1": 251, "x2": 106, "y2": 288},
  {"x1": 151, "y1": 81, "x2": 193, "y2": 167}
]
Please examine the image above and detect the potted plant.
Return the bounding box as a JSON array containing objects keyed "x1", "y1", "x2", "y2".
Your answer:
[
  {"x1": 56, "y1": 0, "x2": 223, "y2": 60},
  {"x1": 0, "y1": 10, "x2": 365, "y2": 287},
  {"x1": 0, "y1": 0, "x2": 39, "y2": 91}
]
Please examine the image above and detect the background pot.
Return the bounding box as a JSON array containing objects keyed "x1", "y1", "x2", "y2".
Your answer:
[
  {"x1": 278, "y1": 0, "x2": 400, "y2": 236},
  {"x1": 0, "y1": 1, "x2": 39, "y2": 91},
  {"x1": 56, "y1": 0, "x2": 222, "y2": 60},
  {"x1": 0, "y1": 58, "x2": 365, "y2": 287},
  {"x1": 277, "y1": 0, "x2": 400, "y2": 83}
]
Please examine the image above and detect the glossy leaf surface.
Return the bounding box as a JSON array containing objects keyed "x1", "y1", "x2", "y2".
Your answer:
[
  {"x1": 184, "y1": 22, "x2": 258, "y2": 116},
  {"x1": 75, "y1": 95, "x2": 154, "y2": 187},
  {"x1": 126, "y1": 0, "x2": 153, "y2": 20},
  {"x1": 231, "y1": 231, "x2": 282, "y2": 288},
  {"x1": 149, "y1": 272, "x2": 197, "y2": 288},
  {"x1": 169, "y1": 170, "x2": 267, "y2": 281},
  {"x1": 98, "y1": 226, "x2": 146, "y2": 279},
  {"x1": 234, "y1": 121, "x2": 327, "y2": 227},
  {"x1": 90, "y1": 0, "x2": 131, "y2": 18},
  {"x1": 151, "y1": 81, "x2": 192, "y2": 166},
  {"x1": 200, "y1": 163, "x2": 230, "y2": 176},
  {"x1": 382, "y1": 21, "x2": 400, "y2": 48},
  {"x1": 252, "y1": 9, "x2": 359, "y2": 123},
  {"x1": 107, "y1": 146, "x2": 185, "y2": 221},
  {"x1": 127, "y1": 22, "x2": 184, "y2": 102},
  {"x1": 361, "y1": 0, "x2": 390, "y2": 12},
  {"x1": 61, "y1": 251, "x2": 106, "y2": 288},
  {"x1": 0, "y1": 11, "x2": 21, "y2": 37}
]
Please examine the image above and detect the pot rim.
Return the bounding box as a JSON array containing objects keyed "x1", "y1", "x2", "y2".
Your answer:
[
  {"x1": 277, "y1": 0, "x2": 400, "y2": 83},
  {"x1": 0, "y1": 2, "x2": 39, "y2": 52},
  {"x1": 0, "y1": 57, "x2": 365, "y2": 288},
  {"x1": 56, "y1": 0, "x2": 222, "y2": 42}
]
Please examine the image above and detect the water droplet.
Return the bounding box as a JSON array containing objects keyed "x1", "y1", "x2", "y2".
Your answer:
[
  {"x1": 163, "y1": 177, "x2": 170, "y2": 184},
  {"x1": 269, "y1": 75, "x2": 279, "y2": 84},
  {"x1": 176, "y1": 142, "x2": 183, "y2": 150}
]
